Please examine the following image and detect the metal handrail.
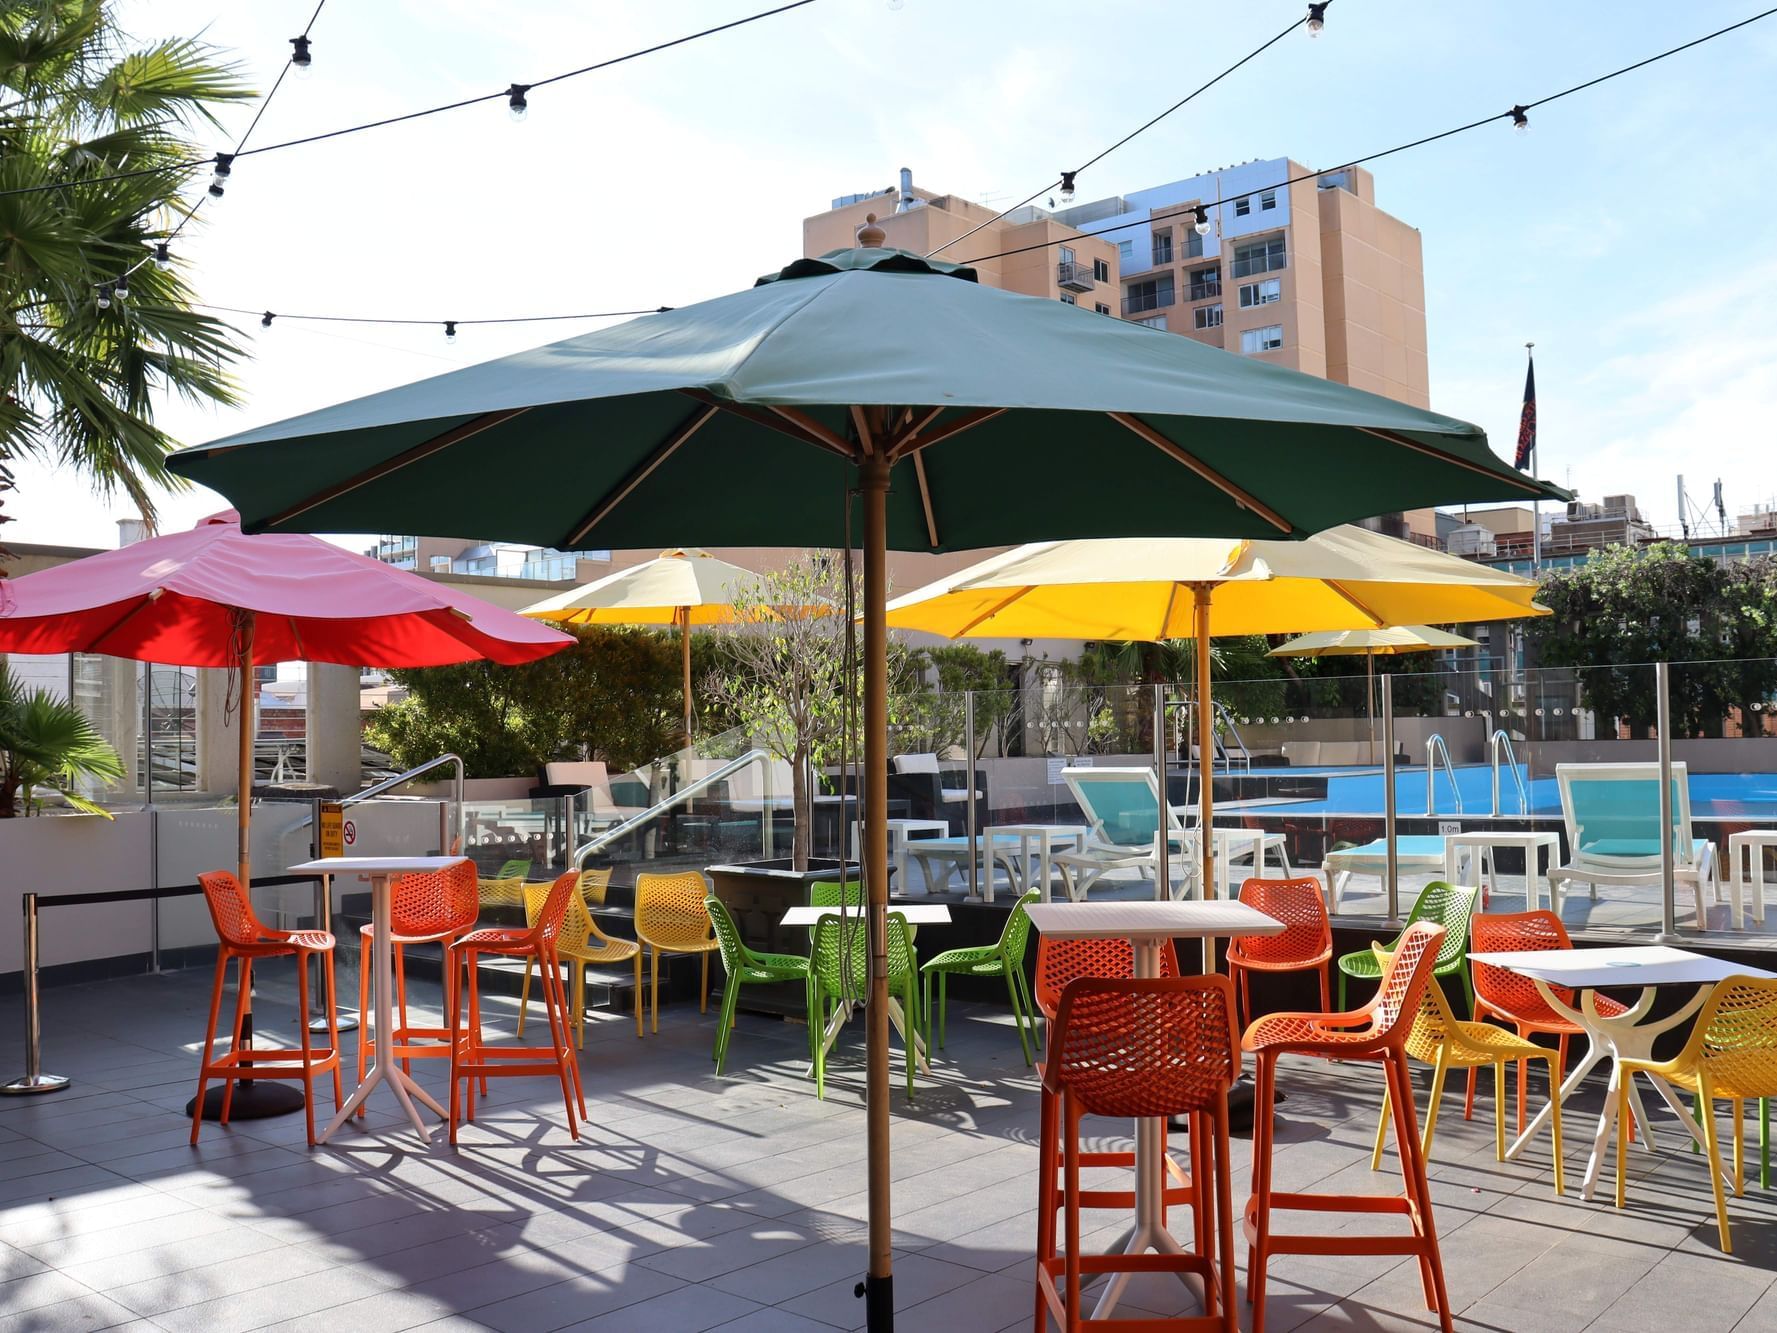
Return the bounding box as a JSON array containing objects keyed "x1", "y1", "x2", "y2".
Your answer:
[
  {"x1": 340, "y1": 752, "x2": 464, "y2": 853},
  {"x1": 1490, "y1": 729, "x2": 1529, "y2": 816},
  {"x1": 1214, "y1": 701, "x2": 1252, "y2": 773},
  {"x1": 1425, "y1": 733, "x2": 1463, "y2": 816},
  {"x1": 574, "y1": 748, "x2": 773, "y2": 869}
]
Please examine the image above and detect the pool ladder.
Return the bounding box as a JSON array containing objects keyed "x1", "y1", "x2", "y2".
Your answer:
[
  {"x1": 1424, "y1": 733, "x2": 1463, "y2": 816},
  {"x1": 1489, "y1": 729, "x2": 1529, "y2": 816}
]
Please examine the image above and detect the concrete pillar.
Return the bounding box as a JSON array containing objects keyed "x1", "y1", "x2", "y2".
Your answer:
[
  {"x1": 195, "y1": 666, "x2": 252, "y2": 796},
  {"x1": 305, "y1": 663, "x2": 362, "y2": 793},
  {"x1": 101, "y1": 659, "x2": 139, "y2": 793}
]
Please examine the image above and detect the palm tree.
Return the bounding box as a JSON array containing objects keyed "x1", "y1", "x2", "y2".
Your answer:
[
  {"x1": 0, "y1": 0, "x2": 253, "y2": 548},
  {"x1": 0, "y1": 662, "x2": 125, "y2": 815}
]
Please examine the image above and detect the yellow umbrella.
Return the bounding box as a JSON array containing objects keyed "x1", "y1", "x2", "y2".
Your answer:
[
  {"x1": 1268, "y1": 625, "x2": 1481, "y2": 764},
  {"x1": 886, "y1": 525, "x2": 1547, "y2": 899},
  {"x1": 521, "y1": 548, "x2": 766, "y2": 743}
]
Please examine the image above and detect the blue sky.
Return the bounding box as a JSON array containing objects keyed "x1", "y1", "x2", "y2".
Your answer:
[{"x1": 12, "y1": 0, "x2": 1776, "y2": 547}]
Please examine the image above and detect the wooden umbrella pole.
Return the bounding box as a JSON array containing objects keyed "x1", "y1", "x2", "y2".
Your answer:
[
  {"x1": 236, "y1": 611, "x2": 256, "y2": 888},
  {"x1": 679, "y1": 606, "x2": 694, "y2": 747},
  {"x1": 859, "y1": 453, "x2": 894, "y2": 1330}
]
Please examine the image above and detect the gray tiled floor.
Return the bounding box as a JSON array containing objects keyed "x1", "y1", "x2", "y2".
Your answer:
[{"x1": 2, "y1": 966, "x2": 1775, "y2": 1331}]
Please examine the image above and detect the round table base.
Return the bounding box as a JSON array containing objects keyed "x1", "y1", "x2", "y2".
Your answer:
[{"x1": 185, "y1": 1080, "x2": 305, "y2": 1120}]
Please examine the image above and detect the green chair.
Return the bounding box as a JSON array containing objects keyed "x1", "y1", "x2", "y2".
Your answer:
[
  {"x1": 810, "y1": 908, "x2": 921, "y2": 1099},
  {"x1": 704, "y1": 896, "x2": 809, "y2": 1076},
  {"x1": 1337, "y1": 881, "x2": 1478, "y2": 1013},
  {"x1": 919, "y1": 890, "x2": 1039, "y2": 1065},
  {"x1": 810, "y1": 879, "x2": 863, "y2": 908}
]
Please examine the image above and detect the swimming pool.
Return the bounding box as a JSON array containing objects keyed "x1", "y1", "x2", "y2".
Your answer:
[{"x1": 1238, "y1": 763, "x2": 1777, "y2": 820}]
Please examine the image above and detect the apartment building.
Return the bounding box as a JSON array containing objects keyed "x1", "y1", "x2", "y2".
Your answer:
[{"x1": 805, "y1": 161, "x2": 1437, "y2": 542}]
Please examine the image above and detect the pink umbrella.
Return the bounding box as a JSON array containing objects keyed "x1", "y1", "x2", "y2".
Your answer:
[{"x1": 0, "y1": 511, "x2": 572, "y2": 883}]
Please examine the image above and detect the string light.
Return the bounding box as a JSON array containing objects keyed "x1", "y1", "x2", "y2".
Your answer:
[
  {"x1": 1307, "y1": 3, "x2": 1328, "y2": 37},
  {"x1": 1058, "y1": 171, "x2": 1076, "y2": 204},
  {"x1": 261, "y1": 312, "x2": 275, "y2": 328},
  {"x1": 507, "y1": 84, "x2": 530, "y2": 121},
  {"x1": 113, "y1": 271, "x2": 130, "y2": 301},
  {"x1": 208, "y1": 153, "x2": 233, "y2": 201},
  {"x1": 290, "y1": 35, "x2": 313, "y2": 76},
  {"x1": 96, "y1": 283, "x2": 114, "y2": 311},
  {"x1": 444, "y1": 320, "x2": 458, "y2": 343},
  {"x1": 1191, "y1": 204, "x2": 1211, "y2": 236},
  {"x1": 154, "y1": 241, "x2": 172, "y2": 270},
  {"x1": 1512, "y1": 104, "x2": 1530, "y2": 134}
]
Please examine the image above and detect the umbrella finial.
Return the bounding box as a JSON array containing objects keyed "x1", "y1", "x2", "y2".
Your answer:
[{"x1": 856, "y1": 212, "x2": 886, "y2": 248}]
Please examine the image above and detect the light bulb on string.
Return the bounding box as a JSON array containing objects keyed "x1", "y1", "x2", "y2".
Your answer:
[
  {"x1": 113, "y1": 271, "x2": 130, "y2": 301},
  {"x1": 261, "y1": 312, "x2": 275, "y2": 329},
  {"x1": 95, "y1": 282, "x2": 113, "y2": 311},
  {"x1": 1511, "y1": 105, "x2": 1530, "y2": 135},
  {"x1": 208, "y1": 152, "x2": 233, "y2": 202},
  {"x1": 1059, "y1": 171, "x2": 1076, "y2": 204},
  {"x1": 1192, "y1": 204, "x2": 1211, "y2": 236},
  {"x1": 507, "y1": 84, "x2": 530, "y2": 122},
  {"x1": 444, "y1": 321, "x2": 458, "y2": 344},
  {"x1": 1306, "y1": 4, "x2": 1327, "y2": 37},
  {"x1": 154, "y1": 241, "x2": 171, "y2": 270},
  {"x1": 289, "y1": 35, "x2": 312, "y2": 78}
]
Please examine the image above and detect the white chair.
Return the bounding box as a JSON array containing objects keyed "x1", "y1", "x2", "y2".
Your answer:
[
  {"x1": 1548, "y1": 762, "x2": 1721, "y2": 929},
  {"x1": 892, "y1": 752, "x2": 981, "y2": 808},
  {"x1": 1052, "y1": 767, "x2": 1197, "y2": 902}
]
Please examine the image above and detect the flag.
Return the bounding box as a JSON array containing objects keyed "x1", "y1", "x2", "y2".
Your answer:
[{"x1": 1513, "y1": 355, "x2": 1536, "y2": 471}]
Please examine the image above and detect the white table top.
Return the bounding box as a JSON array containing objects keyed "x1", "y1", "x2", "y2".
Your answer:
[
  {"x1": 985, "y1": 823, "x2": 1089, "y2": 836},
  {"x1": 1469, "y1": 945, "x2": 1777, "y2": 990},
  {"x1": 1025, "y1": 900, "x2": 1284, "y2": 942},
  {"x1": 1447, "y1": 830, "x2": 1560, "y2": 843},
  {"x1": 780, "y1": 904, "x2": 953, "y2": 927},
  {"x1": 289, "y1": 856, "x2": 469, "y2": 876}
]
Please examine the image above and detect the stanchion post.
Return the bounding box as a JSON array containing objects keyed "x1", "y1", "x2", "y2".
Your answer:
[
  {"x1": 1382, "y1": 673, "x2": 1400, "y2": 924},
  {"x1": 3, "y1": 894, "x2": 71, "y2": 1095},
  {"x1": 1656, "y1": 661, "x2": 1680, "y2": 942},
  {"x1": 965, "y1": 692, "x2": 978, "y2": 900}
]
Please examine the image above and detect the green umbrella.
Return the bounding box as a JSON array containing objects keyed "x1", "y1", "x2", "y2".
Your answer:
[{"x1": 171, "y1": 236, "x2": 1565, "y2": 1327}]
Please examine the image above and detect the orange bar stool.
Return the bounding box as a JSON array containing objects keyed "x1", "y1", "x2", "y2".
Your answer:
[
  {"x1": 446, "y1": 870, "x2": 585, "y2": 1144},
  {"x1": 356, "y1": 858, "x2": 479, "y2": 1090},
  {"x1": 1225, "y1": 876, "x2": 1332, "y2": 1032},
  {"x1": 1035, "y1": 975, "x2": 1239, "y2": 1332},
  {"x1": 1467, "y1": 910, "x2": 1628, "y2": 1134},
  {"x1": 1033, "y1": 934, "x2": 1178, "y2": 1024},
  {"x1": 1242, "y1": 922, "x2": 1453, "y2": 1333},
  {"x1": 190, "y1": 870, "x2": 341, "y2": 1147},
  {"x1": 634, "y1": 870, "x2": 719, "y2": 1034}
]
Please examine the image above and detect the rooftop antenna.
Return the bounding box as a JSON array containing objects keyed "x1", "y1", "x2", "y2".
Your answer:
[
  {"x1": 1677, "y1": 474, "x2": 1691, "y2": 539},
  {"x1": 1714, "y1": 479, "x2": 1728, "y2": 534}
]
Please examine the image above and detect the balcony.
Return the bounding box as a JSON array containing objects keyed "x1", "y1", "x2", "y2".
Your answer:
[
  {"x1": 1150, "y1": 245, "x2": 1174, "y2": 269},
  {"x1": 1121, "y1": 289, "x2": 1175, "y2": 316},
  {"x1": 1230, "y1": 250, "x2": 1287, "y2": 279},
  {"x1": 1056, "y1": 261, "x2": 1095, "y2": 292},
  {"x1": 1188, "y1": 280, "x2": 1222, "y2": 302}
]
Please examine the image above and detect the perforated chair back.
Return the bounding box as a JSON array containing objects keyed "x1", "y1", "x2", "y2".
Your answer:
[
  {"x1": 1000, "y1": 890, "x2": 1039, "y2": 966},
  {"x1": 1688, "y1": 977, "x2": 1777, "y2": 1095},
  {"x1": 1048, "y1": 975, "x2": 1237, "y2": 1119},
  {"x1": 706, "y1": 895, "x2": 752, "y2": 973},
  {"x1": 524, "y1": 876, "x2": 595, "y2": 951},
  {"x1": 1034, "y1": 934, "x2": 1179, "y2": 1018},
  {"x1": 577, "y1": 867, "x2": 612, "y2": 907},
  {"x1": 635, "y1": 871, "x2": 713, "y2": 949},
  {"x1": 810, "y1": 880, "x2": 864, "y2": 908},
  {"x1": 1472, "y1": 910, "x2": 1574, "y2": 1015},
  {"x1": 197, "y1": 870, "x2": 266, "y2": 948},
  {"x1": 1371, "y1": 922, "x2": 1446, "y2": 1042},
  {"x1": 391, "y1": 859, "x2": 478, "y2": 937},
  {"x1": 1408, "y1": 881, "x2": 1477, "y2": 972},
  {"x1": 1235, "y1": 876, "x2": 1331, "y2": 965},
  {"x1": 529, "y1": 871, "x2": 580, "y2": 953}
]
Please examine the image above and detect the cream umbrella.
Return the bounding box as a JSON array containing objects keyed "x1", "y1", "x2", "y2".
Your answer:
[
  {"x1": 1268, "y1": 625, "x2": 1481, "y2": 764},
  {"x1": 886, "y1": 524, "x2": 1547, "y2": 899},
  {"x1": 521, "y1": 548, "x2": 766, "y2": 744}
]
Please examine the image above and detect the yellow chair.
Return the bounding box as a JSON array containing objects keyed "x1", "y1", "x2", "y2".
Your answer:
[
  {"x1": 477, "y1": 857, "x2": 532, "y2": 911},
  {"x1": 634, "y1": 870, "x2": 718, "y2": 1034},
  {"x1": 1371, "y1": 946, "x2": 1565, "y2": 1195},
  {"x1": 1616, "y1": 975, "x2": 1777, "y2": 1252},
  {"x1": 518, "y1": 870, "x2": 644, "y2": 1044}
]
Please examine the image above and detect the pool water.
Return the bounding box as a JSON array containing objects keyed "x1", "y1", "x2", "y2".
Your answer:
[{"x1": 1243, "y1": 764, "x2": 1777, "y2": 821}]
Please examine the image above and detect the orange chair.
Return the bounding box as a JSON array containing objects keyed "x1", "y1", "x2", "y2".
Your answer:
[
  {"x1": 446, "y1": 870, "x2": 585, "y2": 1145},
  {"x1": 1035, "y1": 975, "x2": 1239, "y2": 1332},
  {"x1": 191, "y1": 870, "x2": 341, "y2": 1147},
  {"x1": 1242, "y1": 922, "x2": 1453, "y2": 1333},
  {"x1": 1467, "y1": 910, "x2": 1628, "y2": 1134},
  {"x1": 1225, "y1": 876, "x2": 1332, "y2": 1031},
  {"x1": 1033, "y1": 934, "x2": 1178, "y2": 1023},
  {"x1": 356, "y1": 859, "x2": 478, "y2": 1090}
]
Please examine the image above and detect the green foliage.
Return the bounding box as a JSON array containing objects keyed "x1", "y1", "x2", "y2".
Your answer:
[
  {"x1": 364, "y1": 625, "x2": 718, "y2": 778},
  {"x1": 894, "y1": 643, "x2": 1014, "y2": 759},
  {"x1": 0, "y1": 662, "x2": 125, "y2": 815},
  {"x1": 0, "y1": 0, "x2": 253, "y2": 534},
  {"x1": 1528, "y1": 543, "x2": 1777, "y2": 735}
]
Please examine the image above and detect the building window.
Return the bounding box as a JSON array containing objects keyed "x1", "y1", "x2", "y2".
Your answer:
[
  {"x1": 1194, "y1": 304, "x2": 1223, "y2": 330},
  {"x1": 1234, "y1": 196, "x2": 1251, "y2": 217},
  {"x1": 1095, "y1": 302, "x2": 1111, "y2": 315},
  {"x1": 1188, "y1": 265, "x2": 1220, "y2": 302},
  {"x1": 1240, "y1": 324, "x2": 1284, "y2": 353},
  {"x1": 1259, "y1": 189, "x2": 1277, "y2": 211},
  {"x1": 1121, "y1": 275, "x2": 1174, "y2": 315},
  {"x1": 1135, "y1": 314, "x2": 1167, "y2": 329},
  {"x1": 1151, "y1": 231, "x2": 1173, "y2": 266},
  {"x1": 1117, "y1": 239, "x2": 1134, "y2": 263},
  {"x1": 1092, "y1": 257, "x2": 1110, "y2": 282},
  {"x1": 1058, "y1": 245, "x2": 1075, "y2": 266},
  {"x1": 1231, "y1": 235, "x2": 1286, "y2": 278},
  {"x1": 1059, "y1": 293, "x2": 1076, "y2": 306},
  {"x1": 1239, "y1": 277, "x2": 1282, "y2": 307},
  {"x1": 1183, "y1": 225, "x2": 1204, "y2": 259}
]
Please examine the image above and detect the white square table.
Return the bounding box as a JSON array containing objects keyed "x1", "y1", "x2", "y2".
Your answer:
[
  {"x1": 1445, "y1": 830, "x2": 1561, "y2": 912},
  {"x1": 780, "y1": 904, "x2": 952, "y2": 1073},
  {"x1": 1025, "y1": 900, "x2": 1284, "y2": 1318},
  {"x1": 1727, "y1": 830, "x2": 1777, "y2": 928},
  {"x1": 848, "y1": 818, "x2": 949, "y2": 895},
  {"x1": 289, "y1": 856, "x2": 470, "y2": 1144},
  {"x1": 1469, "y1": 944, "x2": 1776, "y2": 1200},
  {"x1": 904, "y1": 831, "x2": 1084, "y2": 899},
  {"x1": 981, "y1": 824, "x2": 1090, "y2": 903}
]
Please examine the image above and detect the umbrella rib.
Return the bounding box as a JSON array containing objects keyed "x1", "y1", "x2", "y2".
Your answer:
[
  {"x1": 849, "y1": 405, "x2": 876, "y2": 457},
  {"x1": 771, "y1": 405, "x2": 852, "y2": 456},
  {"x1": 564, "y1": 403, "x2": 719, "y2": 546},
  {"x1": 911, "y1": 451, "x2": 939, "y2": 548},
  {"x1": 1109, "y1": 413, "x2": 1293, "y2": 533},
  {"x1": 260, "y1": 408, "x2": 529, "y2": 529},
  {"x1": 1323, "y1": 580, "x2": 1387, "y2": 627},
  {"x1": 954, "y1": 585, "x2": 1036, "y2": 638},
  {"x1": 681, "y1": 391, "x2": 855, "y2": 462},
  {"x1": 1357, "y1": 428, "x2": 1549, "y2": 495},
  {"x1": 888, "y1": 407, "x2": 1006, "y2": 461}
]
